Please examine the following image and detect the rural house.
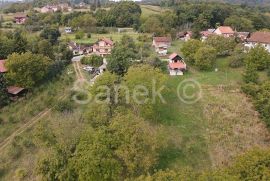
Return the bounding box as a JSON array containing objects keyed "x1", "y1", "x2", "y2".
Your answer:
[
  {"x1": 0, "y1": 60, "x2": 25, "y2": 98},
  {"x1": 168, "y1": 53, "x2": 186, "y2": 76},
  {"x1": 213, "y1": 26, "x2": 235, "y2": 37},
  {"x1": 93, "y1": 38, "x2": 114, "y2": 57},
  {"x1": 200, "y1": 29, "x2": 215, "y2": 41},
  {"x1": 245, "y1": 31, "x2": 270, "y2": 52},
  {"x1": 152, "y1": 37, "x2": 172, "y2": 55},
  {"x1": 68, "y1": 42, "x2": 92, "y2": 55},
  {"x1": 14, "y1": 14, "x2": 27, "y2": 24}
]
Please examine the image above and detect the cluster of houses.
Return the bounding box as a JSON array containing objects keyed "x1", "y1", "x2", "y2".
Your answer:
[
  {"x1": 68, "y1": 38, "x2": 114, "y2": 57},
  {"x1": 151, "y1": 25, "x2": 270, "y2": 76},
  {"x1": 0, "y1": 60, "x2": 26, "y2": 99},
  {"x1": 200, "y1": 26, "x2": 270, "y2": 53},
  {"x1": 40, "y1": 3, "x2": 72, "y2": 13}
]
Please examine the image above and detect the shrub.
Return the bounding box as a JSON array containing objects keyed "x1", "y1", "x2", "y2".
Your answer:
[
  {"x1": 54, "y1": 99, "x2": 75, "y2": 113},
  {"x1": 15, "y1": 168, "x2": 27, "y2": 180},
  {"x1": 87, "y1": 33, "x2": 91, "y2": 38},
  {"x1": 194, "y1": 46, "x2": 217, "y2": 70},
  {"x1": 81, "y1": 55, "x2": 103, "y2": 67},
  {"x1": 0, "y1": 117, "x2": 4, "y2": 124},
  {"x1": 75, "y1": 30, "x2": 84, "y2": 39}
]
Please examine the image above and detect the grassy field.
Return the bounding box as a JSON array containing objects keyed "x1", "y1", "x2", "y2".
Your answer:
[
  {"x1": 141, "y1": 5, "x2": 171, "y2": 19},
  {"x1": 62, "y1": 31, "x2": 145, "y2": 44},
  {"x1": 0, "y1": 35, "x2": 269, "y2": 179}
]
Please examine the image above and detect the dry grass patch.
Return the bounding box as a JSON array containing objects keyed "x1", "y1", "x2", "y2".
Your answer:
[{"x1": 202, "y1": 89, "x2": 270, "y2": 167}]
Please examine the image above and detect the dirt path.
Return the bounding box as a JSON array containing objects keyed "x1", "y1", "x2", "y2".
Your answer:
[{"x1": 0, "y1": 62, "x2": 82, "y2": 152}]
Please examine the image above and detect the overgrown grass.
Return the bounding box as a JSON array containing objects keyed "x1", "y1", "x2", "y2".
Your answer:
[{"x1": 0, "y1": 65, "x2": 75, "y2": 143}]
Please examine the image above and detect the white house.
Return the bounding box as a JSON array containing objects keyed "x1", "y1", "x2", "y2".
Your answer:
[
  {"x1": 245, "y1": 31, "x2": 270, "y2": 53},
  {"x1": 168, "y1": 53, "x2": 186, "y2": 76}
]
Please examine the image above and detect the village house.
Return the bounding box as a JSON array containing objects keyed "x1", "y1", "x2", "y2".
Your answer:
[
  {"x1": 200, "y1": 29, "x2": 215, "y2": 41},
  {"x1": 245, "y1": 31, "x2": 270, "y2": 53},
  {"x1": 152, "y1": 37, "x2": 172, "y2": 56},
  {"x1": 40, "y1": 4, "x2": 72, "y2": 13},
  {"x1": 68, "y1": 42, "x2": 92, "y2": 55},
  {"x1": 14, "y1": 14, "x2": 27, "y2": 24},
  {"x1": 177, "y1": 31, "x2": 192, "y2": 42},
  {"x1": 168, "y1": 53, "x2": 186, "y2": 76},
  {"x1": 213, "y1": 26, "x2": 235, "y2": 37},
  {"x1": 93, "y1": 38, "x2": 114, "y2": 57},
  {"x1": 237, "y1": 32, "x2": 250, "y2": 42},
  {"x1": 0, "y1": 60, "x2": 25, "y2": 98}
]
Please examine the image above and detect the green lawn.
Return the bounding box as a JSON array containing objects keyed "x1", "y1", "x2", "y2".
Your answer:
[{"x1": 62, "y1": 32, "x2": 145, "y2": 44}]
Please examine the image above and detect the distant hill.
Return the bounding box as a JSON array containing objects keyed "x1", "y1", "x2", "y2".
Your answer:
[{"x1": 142, "y1": 0, "x2": 270, "y2": 6}]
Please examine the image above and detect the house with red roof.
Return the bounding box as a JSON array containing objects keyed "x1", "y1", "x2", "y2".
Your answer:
[
  {"x1": 93, "y1": 38, "x2": 114, "y2": 57},
  {"x1": 0, "y1": 60, "x2": 7, "y2": 73},
  {"x1": 14, "y1": 14, "x2": 27, "y2": 24},
  {"x1": 200, "y1": 29, "x2": 215, "y2": 41},
  {"x1": 213, "y1": 26, "x2": 235, "y2": 38},
  {"x1": 168, "y1": 53, "x2": 186, "y2": 76},
  {"x1": 245, "y1": 31, "x2": 270, "y2": 53},
  {"x1": 152, "y1": 37, "x2": 172, "y2": 55}
]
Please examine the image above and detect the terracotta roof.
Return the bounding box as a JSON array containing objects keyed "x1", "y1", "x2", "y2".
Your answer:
[
  {"x1": 200, "y1": 31, "x2": 214, "y2": 37},
  {"x1": 169, "y1": 62, "x2": 186, "y2": 69},
  {"x1": 216, "y1": 26, "x2": 234, "y2": 34},
  {"x1": 248, "y1": 32, "x2": 270, "y2": 44},
  {"x1": 153, "y1": 37, "x2": 171, "y2": 43},
  {"x1": 0, "y1": 60, "x2": 7, "y2": 73},
  {"x1": 101, "y1": 38, "x2": 113, "y2": 46},
  {"x1": 169, "y1": 53, "x2": 178, "y2": 60},
  {"x1": 7, "y1": 86, "x2": 24, "y2": 95}
]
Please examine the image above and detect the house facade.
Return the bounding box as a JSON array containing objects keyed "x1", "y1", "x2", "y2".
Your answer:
[
  {"x1": 68, "y1": 42, "x2": 92, "y2": 55},
  {"x1": 213, "y1": 26, "x2": 235, "y2": 38},
  {"x1": 152, "y1": 37, "x2": 172, "y2": 56},
  {"x1": 14, "y1": 14, "x2": 27, "y2": 24},
  {"x1": 93, "y1": 38, "x2": 114, "y2": 57},
  {"x1": 168, "y1": 53, "x2": 186, "y2": 76},
  {"x1": 245, "y1": 31, "x2": 270, "y2": 53}
]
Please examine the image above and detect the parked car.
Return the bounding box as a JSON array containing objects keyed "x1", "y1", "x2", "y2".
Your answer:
[{"x1": 83, "y1": 66, "x2": 94, "y2": 72}]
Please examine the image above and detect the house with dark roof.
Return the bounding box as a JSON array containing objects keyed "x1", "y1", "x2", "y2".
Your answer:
[
  {"x1": 168, "y1": 53, "x2": 186, "y2": 76},
  {"x1": 213, "y1": 26, "x2": 235, "y2": 38},
  {"x1": 0, "y1": 60, "x2": 25, "y2": 98},
  {"x1": 245, "y1": 31, "x2": 270, "y2": 52},
  {"x1": 152, "y1": 37, "x2": 172, "y2": 55},
  {"x1": 93, "y1": 38, "x2": 114, "y2": 57}
]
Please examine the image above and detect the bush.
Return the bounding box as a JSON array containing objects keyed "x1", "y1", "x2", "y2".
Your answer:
[
  {"x1": 75, "y1": 30, "x2": 84, "y2": 39},
  {"x1": 54, "y1": 99, "x2": 75, "y2": 113},
  {"x1": 0, "y1": 117, "x2": 4, "y2": 124},
  {"x1": 87, "y1": 33, "x2": 91, "y2": 38},
  {"x1": 96, "y1": 27, "x2": 108, "y2": 34},
  {"x1": 15, "y1": 168, "x2": 27, "y2": 180},
  {"x1": 194, "y1": 46, "x2": 217, "y2": 70},
  {"x1": 81, "y1": 55, "x2": 103, "y2": 67}
]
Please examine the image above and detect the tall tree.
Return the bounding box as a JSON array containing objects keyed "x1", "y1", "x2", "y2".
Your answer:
[{"x1": 0, "y1": 74, "x2": 9, "y2": 107}]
